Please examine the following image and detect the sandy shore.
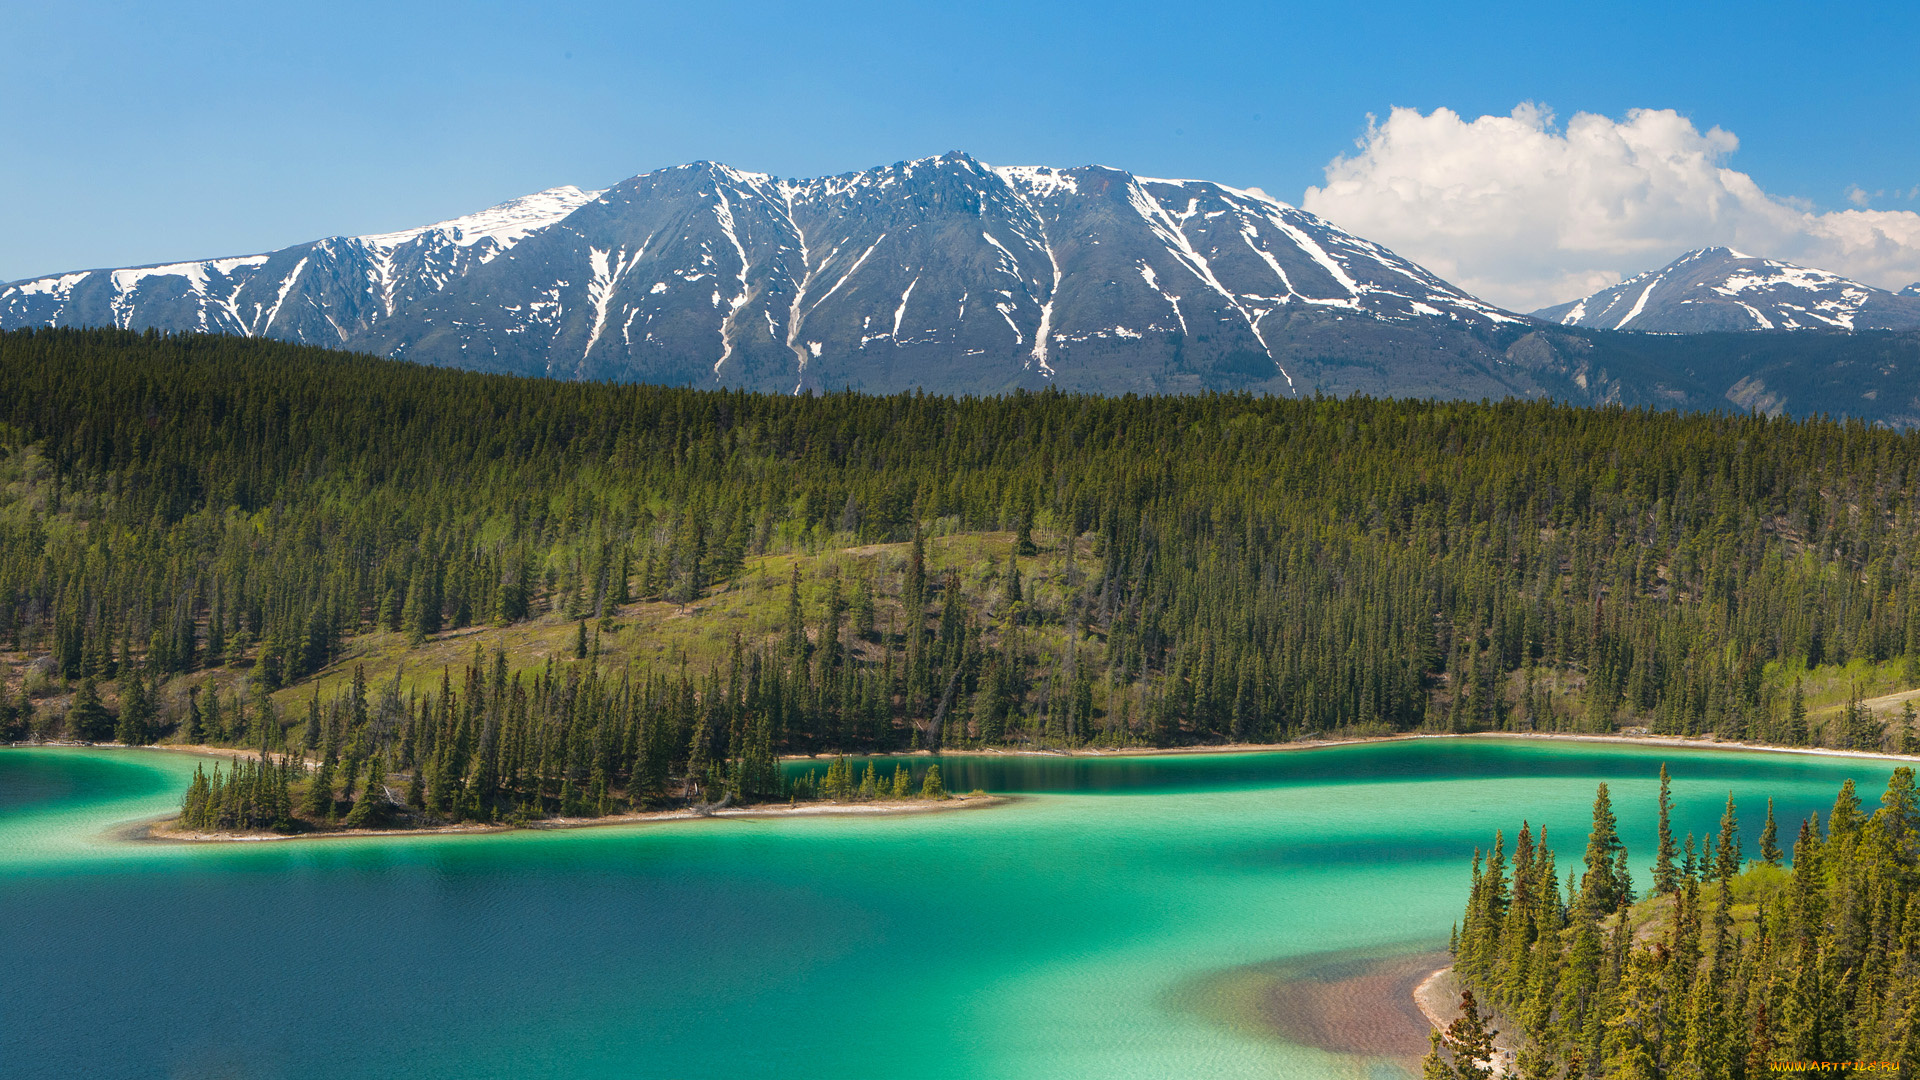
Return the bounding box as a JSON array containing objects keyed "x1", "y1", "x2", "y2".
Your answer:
[
  {"x1": 23, "y1": 726, "x2": 1912, "y2": 769},
  {"x1": 1415, "y1": 965, "x2": 1517, "y2": 1077},
  {"x1": 783, "y1": 728, "x2": 1920, "y2": 764},
  {"x1": 135, "y1": 792, "x2": 1009, "y2": 844}
]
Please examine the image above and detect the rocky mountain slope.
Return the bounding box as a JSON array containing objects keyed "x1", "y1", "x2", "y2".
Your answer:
[
  {"x1": 1534, "y1": 247, "x2": 1920, "y2": 333},
  {"x1": 14, "y1": 160, "x2": 1920, "y2": 420},
  {"x1": 5, "y1": 154, "x2": 1550, "y2": 397}
]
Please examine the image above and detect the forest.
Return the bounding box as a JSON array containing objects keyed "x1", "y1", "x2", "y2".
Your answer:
[
  {"x1": 1432, "y1": 766, "x2": 1920, "y2": 1076},
  {"x1": 3, "y1": 327, "x2": 1920, "y2": 828}
]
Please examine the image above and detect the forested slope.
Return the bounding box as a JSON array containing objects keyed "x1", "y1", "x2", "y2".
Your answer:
[
  {"x1": 2, "y1": 327, "x2": 1919, "y2": 824},
  {"x1": 1433, "y1": 769, "x2": 1920, "y2": 1075}
]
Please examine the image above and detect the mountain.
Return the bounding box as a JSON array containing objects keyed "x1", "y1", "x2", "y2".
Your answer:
[
  {"x1": 0, "y1": 186, "x2": 602, "y2": 349},
  {"x1": 1533, "y1": 247, "x2": 1920, "y2": 332},
  {"x1": 4, "y1": 153, "x2": 1551, "y2": 398}
]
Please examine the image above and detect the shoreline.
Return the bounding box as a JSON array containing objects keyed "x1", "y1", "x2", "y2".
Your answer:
[
  {"x1": 14, "y1": 728, "x2": 1910, "y2": 849},
  {"x1": 128, "y1": 792, "x2": 1010, "y2": 845},
  {"x1": 1414, "y1": 964, "x2": 1516, "y2": 1077},
  {"x1": 781, "y1": 728, "x2": 1920, "y2": 764},
  {"x1": 19, "y1": 727, "x2": 1915, "y2": 770}
]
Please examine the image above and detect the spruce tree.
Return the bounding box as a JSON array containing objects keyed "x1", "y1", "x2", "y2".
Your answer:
[
  {"x1": 851, "y1": 574, "x2": 876, "y2": 640},
  {"x1": 1760, "y1": 798, "x2": 1782, "y2": 865},
  {"x1": 1786, "y1": 678, "x2": 1808, "y2": 746},
  {"x1": 1653, "y1": 762, "x2": 1679, "y2": 895},
  {"x1": 1715, "y1": 793, "x2": 1741, "y2": 880},
  {"x1": 182, "y1": 684, "x2": 202, "y2": 744},
  {"x1": 343, "y1": 757, "x2": 386, "y2": 828},
  {"x1": 919, "y1": 763, "x2": 947, "y2": 800},
  {"x1": 69, "y1": 677, "x2": 110, "y2": 743},
  {"x1": 784, "y1": 566, "x2": 807, "y2": 660},
  {"x1": 116, "y1": 670, "x2": 153, "y2": 746},
  {"x1": 1439, "y1": 989, "x2": 1498, "y2": 1080},
  {"x1": 1577, "y1": 782, "x2": 1624, "y2": 917}
]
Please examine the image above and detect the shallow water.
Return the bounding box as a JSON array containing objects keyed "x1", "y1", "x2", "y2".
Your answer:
[{"x1": 0, "y1": 739, "x2": 1898, "y2": 1079}]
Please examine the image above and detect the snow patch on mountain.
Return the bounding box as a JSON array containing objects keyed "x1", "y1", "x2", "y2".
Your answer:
[
  {"x1": 356, "y1": 186, "x2": 602, "y2": 253},
  {"x1": 1537, "y1": 247, "x2": 1920, "y2": 332}
]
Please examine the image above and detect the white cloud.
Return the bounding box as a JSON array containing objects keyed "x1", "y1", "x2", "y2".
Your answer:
[{"x1": 1300, "y1": 104, "x2": 1920, "y2": 313}]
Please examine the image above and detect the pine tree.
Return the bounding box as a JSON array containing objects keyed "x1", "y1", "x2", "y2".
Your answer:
[
  {"x1": 182, "y1": 684, "x2": 202, "y2": 744},
  {"x1": 1439, "y1": 989, "x2": 1498, "y2": 1080},
  {"x1": 1786, "y1": 678, "x2": 1808, "y2": 746},
  {"x1": 343, "y1": 757, "x2": 387, "y2": 828},
  {"x1": 851, "y1": 574, "x2": 876, "y2": 640},
  {"x1": 1715, "y1": 793, "x2": 1741, "y2": 880},
  {"x1": 1653, "y1": 762, "x2": 1679, "y2": 895},
  {"x1": 1578, "y1": 782, "x2": 1624, "y2": 917},
  {"x1": 68, "y1": 677, "x2": 111, "y2": 743},
  {"x1": 784, "y1": 566, "x2": 808, "y2": 660},
  {"x1": 116, "y1": 670, "x2": 153, "y2": 746},
  {"x1": 919, "y1": 763, "x2": 947, "y2": 800},
  {"x1": 1760, "y1": 798, "x2": 1783, "y2": 865}
]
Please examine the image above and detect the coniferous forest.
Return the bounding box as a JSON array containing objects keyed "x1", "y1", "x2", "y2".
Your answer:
[
  {"x1": 4, "y1": 327, "x2": 1920, "y2": 830},
  {"x1": 1435, "y1": 767, "x2": 1920, "y2": 1076}
]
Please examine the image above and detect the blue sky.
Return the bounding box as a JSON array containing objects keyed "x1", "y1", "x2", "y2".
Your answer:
[{"x1": 5, "y1": 0, "x2": 1918, "y2": 306}]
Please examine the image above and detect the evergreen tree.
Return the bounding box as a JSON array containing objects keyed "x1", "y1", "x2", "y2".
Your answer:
[
  {"x1": 1714, "y1": 793, "x2": 1741, "y2": 880},
  {"x1": 116, "y1": 670, "x2": 154, "y2": 745},
  {"x1": 1577, "y1": 783, "x2": 1624, "y2": 917},
  {"x1": 68, "y1": 677, "x2": 111, "y2": 742},
  {"x1": 1652, "y1": 762, "x2": 1679, "y2": 896},
  {"x1": 181, "y1": 684, "x2": 202, "y2": 744},
  {"x1": 343, "y1": 757, "x2": 387, "y2": 828},
  {"x1": 1786, "y1": 678, "x2": 1808, "y2": 746},
  {"x1": 919, "y1": 763, "x2": 946, "y2": 800}
]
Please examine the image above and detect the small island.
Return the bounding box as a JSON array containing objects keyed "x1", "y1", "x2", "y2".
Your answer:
[{"x1": 157, "y1": 690, "x2": 980, "y2": 840}]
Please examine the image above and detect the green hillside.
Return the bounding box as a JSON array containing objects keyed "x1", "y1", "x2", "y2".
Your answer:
[{"x1": 3, "y1": 327, "x2": 1920, "y2": 826}]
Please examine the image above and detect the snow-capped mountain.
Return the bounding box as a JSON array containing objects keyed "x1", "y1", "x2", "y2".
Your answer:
[
  {"x1": 1534, "y1": 248, "x2": 1920, "y2": 333},
  {"x1": 0, "y1": 187, "x2": 601, "y2": 344},
  {"x1": 4, "y1": 153, "x2": 1541, "y2": 396}
]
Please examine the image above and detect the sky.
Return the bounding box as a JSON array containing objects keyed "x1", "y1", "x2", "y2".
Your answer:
[{"x1": 4, "y1": 0, "x2": 1918, "y2": 310}]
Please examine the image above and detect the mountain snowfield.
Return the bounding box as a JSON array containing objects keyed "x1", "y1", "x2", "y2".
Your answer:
[
  {"x1": 1534, "y1": 247, "x2": 1920, "y2": 333},
  {"x1": 2, "y1": 153, "x2": 1540, "y2": 397},
  {"x1": 1, "y1": 186, "x2": 603, "y2": 348}
]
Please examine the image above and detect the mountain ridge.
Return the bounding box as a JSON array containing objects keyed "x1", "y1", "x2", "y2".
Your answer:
[
  {"x1": 12, "y1": 156, "x2": 1920, "y2": 422},
  {"x1": 1533, "y1": 247, "x2": 1920, "y2": 333},
  {"x1": 3, "y1": 153, "x2": 1543, "y2": 398}
]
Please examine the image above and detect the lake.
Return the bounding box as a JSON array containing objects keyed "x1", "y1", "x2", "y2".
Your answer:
[{"x1": 0, "y1": 738, "x2": 1897, "y2": 1079}]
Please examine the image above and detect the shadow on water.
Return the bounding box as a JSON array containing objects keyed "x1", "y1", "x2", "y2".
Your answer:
[
  {"x1": 1165, "y1": 946, "x2": 1449, "y2": 1078},
  {"x1": 0, "y1": 750, "x2": 175, "y2": 815},
  {"x1": 783, "y1": 736, "x2": 1872, "y2": 796}
]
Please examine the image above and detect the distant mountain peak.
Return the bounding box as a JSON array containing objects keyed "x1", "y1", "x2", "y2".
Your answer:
[
  {"x1": 3, "y1": 154, "x2": 1539, "y2": 397},
  {"x1": 354, "y1": 185, "x2": 604, "y2": 252},
  {"x1": 1535, "y1": 247, "x2": 1920, "y2": 333}
]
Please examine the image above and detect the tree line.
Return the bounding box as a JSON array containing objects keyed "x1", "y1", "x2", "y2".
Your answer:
[{"x1": 6, "y1": 326, "x2": 1920, "y2": 775}]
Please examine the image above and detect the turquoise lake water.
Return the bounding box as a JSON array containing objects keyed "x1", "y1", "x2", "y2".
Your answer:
[{"x1": 0, "y1": 739, "x2": 1900, "y2": 1079}]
